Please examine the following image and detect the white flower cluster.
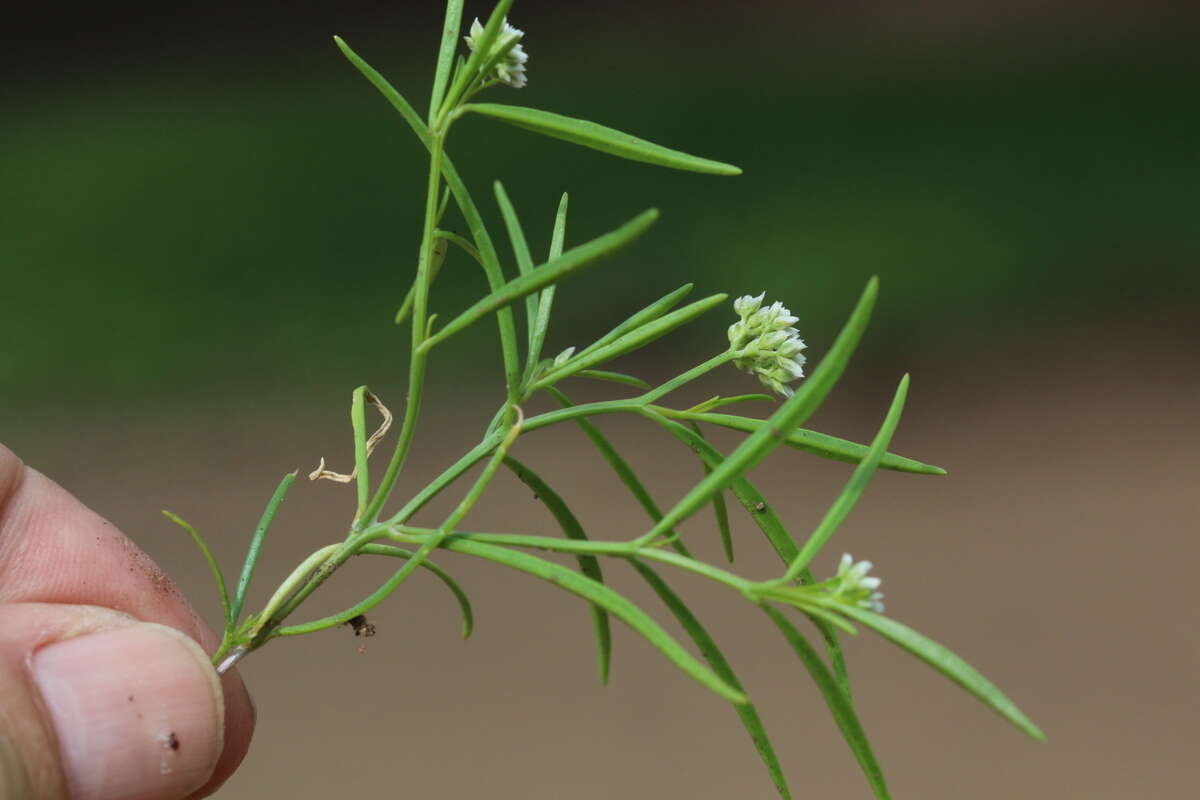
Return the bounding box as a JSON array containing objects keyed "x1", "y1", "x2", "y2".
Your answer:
[
  {"x1": 464, "y1": 18, "x2": 528, "y2": 89},
  {"x1": 830, "y1": 553, "x2": 884, "y2": 613},
  {"x1": 727, "y1": 293, "x2": 807, "y2": 397}
]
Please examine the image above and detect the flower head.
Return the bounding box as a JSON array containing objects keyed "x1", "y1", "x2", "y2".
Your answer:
[
  {"x1": 828, "y1": 553, "x2": 885, "y2": 613},
  {"x1": 727, "y1": 293, "x2": 807, "y2": 397},
  {"x1": 464, "y1": 18, "x2": 528, "y2": 89}
]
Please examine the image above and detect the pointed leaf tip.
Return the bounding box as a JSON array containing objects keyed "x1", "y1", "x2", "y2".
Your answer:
[{"x1": 461, "y1": 103, "x2": 742, "y2": 175}]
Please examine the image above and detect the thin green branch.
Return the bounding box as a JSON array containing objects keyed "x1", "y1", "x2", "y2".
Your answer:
[
  {"x1": 545, "y1": 387, "x2": 690, "y2": 556},
  {"x1": 275, "y1": 545, "x2": 473, "y2": 640}
]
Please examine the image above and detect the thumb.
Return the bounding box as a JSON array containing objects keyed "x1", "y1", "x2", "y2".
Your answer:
[{"x1": 0, "y1": 603, "x2": 225, "y2": 800}]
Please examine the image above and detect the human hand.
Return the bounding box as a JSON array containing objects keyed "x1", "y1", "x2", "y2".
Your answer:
[{"x1": 0, "y1": 444, "x2": 254, "y2": 799}]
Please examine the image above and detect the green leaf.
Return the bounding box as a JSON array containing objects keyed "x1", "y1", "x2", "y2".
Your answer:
[
  {"x1": 688, "y1": 422, "x2": 735, "y2": 562},
  {"x1": 632, "y1": 563, "x2": 791, "y2": 799},
  {"x1": 493, "y1": 181, "x2": 539, "y2": 355},
  {"x1": 837, "y1": 605, "x2": 1045, "y2": 741},
  {"x1": 425, "y1": 209, "x2": 659, "y2": 349},
  {"x1": 764, "y1": 606, "x2": 891, "y2": 799},
  {"x1": 686, "y1": 394, "x2": 774, "y2": 414},
  {"x1": 278, "y1": 545, "x2": 475, "y2": 640},
  {"x1": 460, "y1": 104, "x2": 742, "y2": 175},
  {"x1": 643, "y1": 410, "x2": 799, "y2": 563},
  {"x1": 572, "y1": 369, "x2": 651, "y2": 390},
  {"x1": 526, "y1": 192, "x2": 569, "y2": 379},
  {"x1": 644, "y1": 411, "x2": 858, "y2": 692},
  {"x1": 546, "y1": 388, "x2": 690, "y2": 557},
  {"x1": 675, "y1": 411, "x2": 945, "y2": 475},
  {"x1": 163, "y1": 511, "x2": 233, "y2": 629},
  {"x1": 784, "y1": 375, "x2": 909, "y2": 581},
  {"x1": 350, "y1": 386, "x2": 371, "y2": 518},
  {"x1": 334, "y1": 34, "x2": 523, "y2": 392},
  {"x1": 577, "y1": 283, "x2": 693, "y2": 358},
  {"x1": 504, "y1": 456, "x2": 613, "y2": 684},
  {"x1": 437, "y1": 537, "x2": 747, "y2": 704},
  {"x1": 428, "y1": 0, "x2": 464, "y2": 120},
  {"x1": 230, "y1": 473, "x2": 296, "y2": 625},
  {"x1": 639, "y1": 278, "x2": 878, "y2": 543},
  {"x1": 534, "y1": 293, "x2": 727, "y2": 390}
]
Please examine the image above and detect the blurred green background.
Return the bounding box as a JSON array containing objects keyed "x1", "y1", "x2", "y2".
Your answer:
[
  {"x1": 3, "y1": 2, "x2": 1198, "y2": 798},
  {"x1": 5, "y1": 0, "x2": 1198, "y2": 414}
]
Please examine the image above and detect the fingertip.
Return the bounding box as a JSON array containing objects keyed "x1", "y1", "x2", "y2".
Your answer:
[
  {"x1": 0, "y1": 443, "x2": 24, "y2": 509},
  {"x1": 32, "y1": 622, "x2": 225, "y2": 800},
  {"x1": 189, "y1": 666, "x2": 256, "y2": 798}
]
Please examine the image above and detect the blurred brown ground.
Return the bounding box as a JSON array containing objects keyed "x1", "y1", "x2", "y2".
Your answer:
[{"x1": 10, "y1": 312, "x2": 1197, "y2": 798}]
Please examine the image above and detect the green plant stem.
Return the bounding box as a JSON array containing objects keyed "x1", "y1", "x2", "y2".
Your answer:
[
  {"x1": 326, "y1": 414, "x2": 525, "y2": 636},
  {"x1": 381, "y1": 526, "x2": 754, "y2": 595},
  {"x1": 387, "y1": 431, "x2": 504, "y2": 524},
  {"x1": 361, "y1": 132, "x2": 446, "y2": 526},
  {"x1": 334, "y1": 35, "x2": 522, "y2": 397},
  {"x1": 639, "y1": 351, "x2": 737, "y2": 403},
  {"x1": 241, "y1": 118, "x2": 456, "y2": 647},
  {"x1": 244, "y1": 544, "x2": 342, "y2": 641}
]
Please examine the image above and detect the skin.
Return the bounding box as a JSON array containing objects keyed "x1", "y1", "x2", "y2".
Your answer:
[{"x1": 0, "y1": 443, "x2": 254, "y2": 799}]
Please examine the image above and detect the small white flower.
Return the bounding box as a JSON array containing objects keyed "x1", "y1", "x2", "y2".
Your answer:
[
  {"x1": 733, "y1": 292, "x2": 764, "y2": 318},
  {"x1": 830, "y1": 553, "x2": 885, "y2": 613},
  {"x1": 727, "y1": 293, "x2": 807, "y2": 397},
  {"x1": 464, "y1": 17, "x2": 528, "y2": 89}
]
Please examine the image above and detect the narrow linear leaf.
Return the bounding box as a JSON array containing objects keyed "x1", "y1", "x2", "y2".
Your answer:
[
  {"x1": 641, "y1": 277, "x2": 878, "y2": 542},
  {"x1": 686, "y1": 394, "x2": 775, "y2": 414},
  {"x1": 334, "y1": 35, "x2": 523, "y2": 391},
  {"x1": 164, "y1": 511, "x2": 232, "y2": 629},
  {"x1": 547, "y1": 388, "x2": 691, "y2": 557},
  {"x1": 277, "y1": 545, "x2": 474, "y2": 640},
  {"x1": 764, "y1": 606, "x2": 891, "y2": 799},
  {"x1": 645, "y1": 411, "x2": 857, "y2": 696},
  {"x1": 688, "y1": 422, "x2": 735, "y2": 562},
  {"x1": 435, "y1": 230, "x2": 483, "y2": 265},
  {"x1": 231, "y1": 472, "x2": 296, "y2": 625},
  {"x1": 526, "y1": 192, "x2": 569, "y2": 378},
  {"x1": 785, "y1": 375, "x2": 909, "y2": 581},
  {"x1": 350, "y1": 386, "x2": 371, "y2": 517},
  {"x1": 573, "y1": 369, "x2": 651, "y2": 390},
  {"x1": 438, "y1": 537, "x2": 745, "y2": 704},
  {"x1": 632, "y1": 562, "x2": 791, "y2": 799},
  {"x1": 677, "y1": 411, "x2": 945, "y2": 475},
  {"x1": 493, "y1": 181, "x2": 539, "y2": 353},
  {"x1": 837, "y1": 605, "x2": 1045, "y2": 741},
  {"x1": 426, "y1": 209, "x2": 660, "y2": 348},
  {"x1": 428, "y1": 0, "x2": 464, "y2": 120},
  {"x1": 460, "y1": 103, "x2": 742, "y2": 175},
  {"x1": 535, "y1": 293, "x2": 727, "y2": 389},
  {"x1": 577, "y1": 283, "x2": 693, "y2": 359},
  {"x1": 645, "y1": 411, "x2": 799, "y2": 563},
  {"x1": 504, "y1": 456, "x2": 613, "y2": 684}
]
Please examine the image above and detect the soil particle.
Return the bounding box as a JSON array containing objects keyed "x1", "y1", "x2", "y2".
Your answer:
[{"x1": 346, "y1": 614, "x2": 376, "y2": 638}]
